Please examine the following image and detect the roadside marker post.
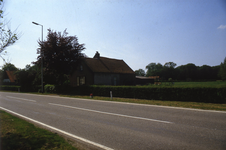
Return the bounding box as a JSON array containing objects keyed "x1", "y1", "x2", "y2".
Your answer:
[{"x1": 110, "y1": 91, "x2": 112, "y2": 100}]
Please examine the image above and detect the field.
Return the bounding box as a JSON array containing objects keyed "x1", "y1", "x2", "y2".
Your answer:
[{"x1": 151, "y1": 81, "x2": 226, "y2": 88}]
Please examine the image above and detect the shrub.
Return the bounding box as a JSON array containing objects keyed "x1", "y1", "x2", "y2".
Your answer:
[
  {"x1": 44, "y1": 84, "x2": 56, "y2": 93},
  {"x1": 0, "y1": 85, "x2": 20, "y2": 91}
]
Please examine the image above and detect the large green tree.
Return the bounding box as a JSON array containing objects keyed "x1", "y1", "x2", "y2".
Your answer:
[
  {"x1": 164, "y1": 62, "x2": 177, "y2": 68},
  {"x1": 2, "y1": 62, "x2": 17, "y2": 71},
  {"x1": 0, "y1": 0, "x2": 18, "y2": 61},
  {"x1": 162, "y1": 62, "x2": 177, "y2": 80},
  {"x1": 15, "y1": 64, "x2": 41, "y2": 91},
  {"x1": 34, "y1": 28, "x2": 85, "y2": 85},
  {"x1": 176, "y1": 63, "x2": 197, "y2": 80},
  {"x1": 146, "y1": 63, "x2": 163, "y2": 77},
  {"x1": 219, "y1": 57, "x2": 226, "y2": 80},
  {"x1": 135, "y1": 69, "x2": 145, "y2": 76}
]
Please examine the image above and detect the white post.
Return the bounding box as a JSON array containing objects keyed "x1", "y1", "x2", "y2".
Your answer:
[{"x1": 110, "y1": 91, "x2": 112, "y2": 100}]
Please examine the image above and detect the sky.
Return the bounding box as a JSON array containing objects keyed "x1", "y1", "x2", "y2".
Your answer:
[{"x1": 1, "y1": 0, "x2": 226, "y2": 71}]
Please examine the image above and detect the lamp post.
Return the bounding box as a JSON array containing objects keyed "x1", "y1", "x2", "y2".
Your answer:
[{"x1": 32, "y1": 22, "x2": 43, "y2": 93}]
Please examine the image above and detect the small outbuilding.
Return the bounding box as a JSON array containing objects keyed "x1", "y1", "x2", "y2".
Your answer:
[{"x1": 135, "y1": 76, "x2": 154, "y2": 85}]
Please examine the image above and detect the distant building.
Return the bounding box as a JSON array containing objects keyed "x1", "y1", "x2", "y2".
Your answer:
[
  {"x1": 2, "y1": 71, "x2": 17, "y2": 85},
  {"x1": 6, "y1": 71, "x2": 17, "y2": 83},
  {"x1": 135, "y1": 76, "x2": 154, "y2": 85},
  {"x1": 69, "y1": 52, "x2": 135, "y2": 86}
]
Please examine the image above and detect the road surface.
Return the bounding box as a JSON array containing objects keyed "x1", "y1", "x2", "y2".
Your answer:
[{"x1": 0, "y1": 92, "x2": 226, "y2": 150}]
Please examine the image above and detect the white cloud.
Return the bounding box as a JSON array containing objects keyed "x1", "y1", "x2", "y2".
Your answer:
[{"x1": 217, "y1": 25, "x2": 226, "y2": 29}]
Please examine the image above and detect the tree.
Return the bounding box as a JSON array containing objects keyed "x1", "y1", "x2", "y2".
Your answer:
[
  {"x1": 2, "y1": 63, "x2": 17, "y2": 71},
  {"x1": 164, "y1": 62, "x2": 177, "y2": 68},
  {"x1": 219, "y1": 57, "x2": 226, "y2": 80},
  {"x1": 34, "y1": 28, "x2": 85, "y2": 85},
  {"x1": 135, "y1": 69, "x2": 145, "y2": 76},
  {"x1": 161, "y1": 62, "x2": 177, "y2": 80},
  {"x1": 0, "y1": 0, "x2": 18, "y2": 61},
  {"x1": 176, "y1": 63, "x2": 197, "y2": 81},
  {"x1": 146, "y1": 63, "x2": 163, "y2": 77},
  {"x1": 15, "y1": 64, "x2": 41, "y2": 91}
]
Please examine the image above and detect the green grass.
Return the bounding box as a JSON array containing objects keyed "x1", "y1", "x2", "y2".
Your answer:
[
  {"x1": 151, "y1": 81, "x2": 226, "y2": 88},
  {"x1": 0, "y1": 110, "x2": 77, "y2": 150},
  {"x1": 172, "y1": 81, "x2": 226, "y2": 87}
]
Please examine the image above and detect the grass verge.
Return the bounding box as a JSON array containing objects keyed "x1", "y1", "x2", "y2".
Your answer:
[
  {"x1": 152, "y1": 81, "x2": 226, "y2": 88},
  {"x1": 60, "y1": 95, "x2": 226, "y2": 111},
  {"x1": 0, "y1": 110, "x2": 77, "y2": 150}
]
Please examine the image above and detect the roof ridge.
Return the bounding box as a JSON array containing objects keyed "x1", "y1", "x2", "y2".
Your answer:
[{"x1": 100, "y1": 56, "x2": 123, "y2": 61}]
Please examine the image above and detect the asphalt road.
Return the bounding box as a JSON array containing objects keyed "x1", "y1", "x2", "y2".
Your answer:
[{"x1": 0, "y1": 92, "x2": 226, "y2": 150}]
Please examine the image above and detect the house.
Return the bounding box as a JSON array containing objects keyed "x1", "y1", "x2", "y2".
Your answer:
[
  {"x1": 2, "y1": 71, "x2": 17, "y2": 85},
  {"x1": 69, "y1": 52, "x2": 135, "y2": 86},
  {"x1": 6, "y1": 71, "x2": 17, "y2": 83}
]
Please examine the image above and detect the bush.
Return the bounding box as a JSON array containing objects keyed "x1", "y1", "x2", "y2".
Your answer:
[
  {"x1": 0, "y1": 85, "x2": 20, "y2": 91},
  {"x1": 44, "y1": 84, "x2": 56, "y2": 93}
]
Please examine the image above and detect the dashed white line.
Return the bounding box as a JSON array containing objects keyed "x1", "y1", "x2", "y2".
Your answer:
[
  {"x1": 0, "y1": 107, "x2": 114, "y2": 150},
  {"x1": 6, "y1": 96, "x2": 36, "y2": 102},
  {"x1": 49, "y1": 103, "x2": 173, "y2": 124}
]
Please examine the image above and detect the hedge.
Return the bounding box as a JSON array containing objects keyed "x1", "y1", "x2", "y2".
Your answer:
[
  {"x1": 1, "y1": 85, "x2": 225, "y2": 103},
  {"x1": 0, "y1": 85, "x2": 21, "y2": 91},
  {"x1": 64, "y1": 86, "x2": 226, "y2": 104}
]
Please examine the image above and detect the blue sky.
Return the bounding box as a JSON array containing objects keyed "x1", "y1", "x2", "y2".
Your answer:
[{"x1": 1, "y1": 0, "x2": 226, "y2": 71}]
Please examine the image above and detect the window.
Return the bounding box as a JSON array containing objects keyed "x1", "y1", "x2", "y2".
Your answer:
[
  {"x1": 77, "y1": 76, "x2": 85, "y2": 86},
  {"x1": 80, "y1": 76, "x2": 85, "y2": 85}
]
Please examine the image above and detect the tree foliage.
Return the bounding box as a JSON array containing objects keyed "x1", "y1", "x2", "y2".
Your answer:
[
  {"x1": 219, "y1": 57, "x2": 226, "y2": 80},
  {"x1": 164, "y1": 62, "x2": 177, "y2": 68},
  {"x1": 146, "y1": 63, "x2": 163, "y2": 76},
  {"x1": 15, "y1": 64, "x2": 41, "y2": 90},
  {"x1": 34, "y1": 28, "x2": 85, "y2": 85},
  {"x1": 145, "y1": 62, "x2": 220, "y2": 81},
  {"x1": 135, "y1": 69, "x2": 145, "y2": 76},
  {"x1": 0, "y1": 0, "x2": 18, "y2": 61},
  {"x1": 2, "y1": 63, "x2": 18, "y2": 71}
]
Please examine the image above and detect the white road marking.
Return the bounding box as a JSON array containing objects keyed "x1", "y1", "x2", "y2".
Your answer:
[
  {"x1": 49, "y1": 103, "x2": 173, "y2": 124},
  {"x1": 6, "y1": 96, "x2": 36, "y2": 102},
  {"x1": 0, "y1": 107, "x2": 114, "y2": 150}
]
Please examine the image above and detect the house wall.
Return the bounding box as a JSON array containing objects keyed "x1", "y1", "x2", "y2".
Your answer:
[
  {"x1": 69, "y1": 58, "x2": 136, "y2": 86},
  {"x1": 94, "y1": 73, "x2": 135, "y2": 85},
  {"x1": 68, "y1": 61, "x2": 94, "y2": 86},
  {"x1": 94, "y1": 73, "x2": 120, "y2": 85}
]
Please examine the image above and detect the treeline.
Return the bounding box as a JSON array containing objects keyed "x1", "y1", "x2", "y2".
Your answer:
[
  {"x1": 135, "y1": 58, "x2": 226, "y2": 81},
  {"x1": 0, "y1": 63, "x2": 71, "y2": 92},
  {"x1": 0, "y1": 63, "x2": 40, "y2": 91}
]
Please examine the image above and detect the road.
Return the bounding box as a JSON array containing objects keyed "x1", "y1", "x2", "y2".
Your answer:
[{"x1": 0, "y1": 92, "x2": 226, "y2": 150}]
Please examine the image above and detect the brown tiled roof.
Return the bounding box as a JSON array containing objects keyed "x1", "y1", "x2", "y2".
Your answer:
[
  {"x1": 6, "y1": 71, "x2": 17, "y2": 82},
  {"x1": 84, "y1": 57, "x2": 134, "y2": 74}
]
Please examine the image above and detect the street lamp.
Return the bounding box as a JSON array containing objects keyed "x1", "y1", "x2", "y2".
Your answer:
[{"x1": 32, "y1": 21, "x2": 44, "y2": 93}]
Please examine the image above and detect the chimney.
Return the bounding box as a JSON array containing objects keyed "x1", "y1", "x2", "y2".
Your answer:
[{"x1": 94, "y1": 51, "x2": 100, "y2": 59}]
